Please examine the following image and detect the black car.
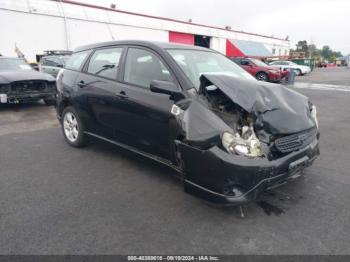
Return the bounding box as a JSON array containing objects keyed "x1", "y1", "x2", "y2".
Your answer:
[
  {"x1": 0, "y1": 57, "x2": 56, "y2": 105},
  {"x1": 56, "y1": 41, "x2": 320, "y2": 204}
]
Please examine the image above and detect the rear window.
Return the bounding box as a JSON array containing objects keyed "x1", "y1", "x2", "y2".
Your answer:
[
  {"x1": 65, "y1": 50, "x2": 90, "y2": 71},
  {"x1": 41, "y1": 57, "x2": 62, "y2": 67}
]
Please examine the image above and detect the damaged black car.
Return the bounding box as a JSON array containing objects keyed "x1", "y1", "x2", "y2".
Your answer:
[
  {"x1": 0, "y1": 57, "x2": 56, "y2": 105},
  {"x1": 56, "y1": 41, "x2": 320, "y2": 204}
]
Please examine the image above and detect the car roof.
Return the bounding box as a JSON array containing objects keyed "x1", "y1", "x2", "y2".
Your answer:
[{"x1": 74, "y1": 40, "x2": 214, "y2": 53}]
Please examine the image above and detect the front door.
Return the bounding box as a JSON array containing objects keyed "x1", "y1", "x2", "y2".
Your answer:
[{"x1": 115, "y1": 47, "x2": 178, "y2": 159}]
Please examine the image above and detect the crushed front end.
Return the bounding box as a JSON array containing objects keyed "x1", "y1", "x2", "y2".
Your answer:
[
  {"x1": 175, "y1": 75, "x2": 320, "y2": 204},
  {"x1": 0, "y1": 80, "x2": 56, "y2": 104}
]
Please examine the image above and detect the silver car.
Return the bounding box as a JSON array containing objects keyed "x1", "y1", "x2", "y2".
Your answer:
[{"x1": 39, "y1": 55, "x2": 70, "y2": 77}]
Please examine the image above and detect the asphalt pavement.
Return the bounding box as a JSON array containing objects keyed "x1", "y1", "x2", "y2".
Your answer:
[{"x1": 0, "y1": 68, "x2": 349, "y2": 254}]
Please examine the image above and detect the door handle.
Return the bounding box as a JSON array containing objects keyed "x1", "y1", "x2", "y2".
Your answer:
[
  {"x1": 77, "y1": 80, "x2": 87, "y2": 88},
  {"x1": 116, "y1": 91, "x2": 128, "y2": 99}
]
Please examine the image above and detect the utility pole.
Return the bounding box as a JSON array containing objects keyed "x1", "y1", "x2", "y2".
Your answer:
[{"x1": 59, "y1": 0, "x2": 70, "y2": 50}]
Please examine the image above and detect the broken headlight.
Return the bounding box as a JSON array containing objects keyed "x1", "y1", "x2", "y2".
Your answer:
[{"x1": 222, "y1": 131, "x2": 263, "y2": 158}]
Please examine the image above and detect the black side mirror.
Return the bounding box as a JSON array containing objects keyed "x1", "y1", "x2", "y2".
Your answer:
[{"x1": 150, "y1": 80, "x2": 179, "y2": 95}]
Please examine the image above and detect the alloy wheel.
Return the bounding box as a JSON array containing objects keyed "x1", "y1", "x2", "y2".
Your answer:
[{"x1": 63, "y1": 112, "x2": 79, "y2": 142}]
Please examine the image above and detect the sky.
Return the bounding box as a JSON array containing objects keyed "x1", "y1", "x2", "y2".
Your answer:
[{"x1": 81, "y1": 0, "x2": 350, "y2": 55}]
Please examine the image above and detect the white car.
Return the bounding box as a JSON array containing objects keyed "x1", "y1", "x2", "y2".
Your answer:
[{"x1": 269, "y1": 61, "x2": 311, "y2": 75}]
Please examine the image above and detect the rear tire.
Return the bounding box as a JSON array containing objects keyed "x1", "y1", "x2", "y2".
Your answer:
[
  {"x1": 61, "y1": 106, "x2": 88, "y2": 147},
  {"x1": 256, "y1": 72, "x2": 269, "y2": 82},
  {"x1": 295, "y1": 69, "x2": 302, "y2": 76}
]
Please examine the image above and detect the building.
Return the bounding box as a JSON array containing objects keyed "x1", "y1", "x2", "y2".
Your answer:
[{"x1": 0, "y1": 0, "x2": 290, "y2": 61}]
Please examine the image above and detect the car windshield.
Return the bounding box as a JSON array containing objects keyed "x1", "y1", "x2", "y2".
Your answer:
[
  {"x1": 61, "y1": 55, "x2": 71, "y2": 65},
  {"x1": 250, "y1": 58, "x2": 268, "y2": 67},
  {"x1": 167, "y1": 49, "x2": 256, "y2": 89},
  {"x1": 0, "y1": 58, "x2": 33, "y2": 71}
]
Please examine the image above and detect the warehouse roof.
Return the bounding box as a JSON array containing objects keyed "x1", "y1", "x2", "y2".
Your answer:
[
  {"x1": 228, "y1": 39, "x2": 272, "y2": 57},
  {"x1": 54, "y1": 0, "x2": 288, "y2": 42}
]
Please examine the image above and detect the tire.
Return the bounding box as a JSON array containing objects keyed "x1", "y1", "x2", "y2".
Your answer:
[
  {"x1": 61, "y1": 106, "x2": 88, "y2": 147},
  {"x1": 43, "y1": 96, "x2": 56, "y2": 106},
  {"x1": 295, "y1": 69, "x2": 302, "y2": 76},
  {"x1": 256, "y1": 72, "x2": 269, "y2": 82}
]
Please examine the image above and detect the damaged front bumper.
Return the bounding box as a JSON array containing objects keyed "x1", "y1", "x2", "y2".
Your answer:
[
  {"x1": 178, "y1": 138, "x2": 319, "y2": 205},
  {"x1": 0, "y1": 92, "x2": 56, "y2": 104}
]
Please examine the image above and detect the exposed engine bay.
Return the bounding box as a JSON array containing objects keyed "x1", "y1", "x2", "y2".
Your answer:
[
  {"x1": 174, "y1": 74, "x2": 319, "y2": 160},
  {"x1": 199, "y1": 84, "x2": 263, "y2": 158}
]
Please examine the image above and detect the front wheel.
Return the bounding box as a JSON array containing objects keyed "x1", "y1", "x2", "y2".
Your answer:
[
  {"x1": 256, "y1": 72, "x2": 269, "y2": 82},
  {"x1": 61, "y1": 106, "x2": 88, "y2": 147}
]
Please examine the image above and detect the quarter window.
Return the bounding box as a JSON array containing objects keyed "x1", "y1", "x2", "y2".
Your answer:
[
  {"x1": 87, "y1": 47, "x2": 123, "y2": 79},
  {"x1": 124, "y1": 48, "x2": 172, "y2": 88},
  {"x1": 65, "y1": 50, "x2": 90, "y2": 71}
]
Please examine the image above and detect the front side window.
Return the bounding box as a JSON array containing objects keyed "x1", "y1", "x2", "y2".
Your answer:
[
  {"x1": 124, "y1": 48, "x2": 172, "y2": 88},
  {"x1": 87, "y1": 47, "x2": 123, "y2": 79},
  {"x1": 249, "y1": 58, "x2": 267, "y2": 67},
  {"x1": 65, "y1": 50, "x2": 90, "y2": 71},
  {"x1": 167, "y1": 49, "x2": 255, "y2": 89}
]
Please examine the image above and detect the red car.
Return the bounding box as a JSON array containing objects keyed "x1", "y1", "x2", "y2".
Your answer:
[{"x1": 231, "y1": 57, "x2": 285, "y2": 82}]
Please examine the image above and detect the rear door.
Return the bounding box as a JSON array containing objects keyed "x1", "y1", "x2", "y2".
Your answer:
[
  {"x1": 115, "y1": 47, "x2": 179, "y2": 159},
  {"x1": 74, "y1": 46, "x2": 125, "y2": 139}
]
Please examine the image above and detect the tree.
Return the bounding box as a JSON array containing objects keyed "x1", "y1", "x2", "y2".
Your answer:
[
  {"x1": 321, "y1": 46, "x2": 332, "y2": 59},
  {"x1": 296, "y1": 40, "x2": 308, "y2": 53},
  {"x1": 293, "y1": 40, "x2": 343, "y2": 62}
]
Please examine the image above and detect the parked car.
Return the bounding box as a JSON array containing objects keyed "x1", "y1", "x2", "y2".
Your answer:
[
  {"x1": 231, "y1": 57, "x2": 284, "y2": 82},
  {"x1": 269, "y1": 60, "x2": 311, "y2": 75},
  {"x1": 39, "y1": 55, "x2": 70, "y2": 77},
  {"x1": 0, "y1": 57, "x2": 56, "y2": 105},
  {"x1": 56, "y1": 41, "x2": 320, "y2": 204}
]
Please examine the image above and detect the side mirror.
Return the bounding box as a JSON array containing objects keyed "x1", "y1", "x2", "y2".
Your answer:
[{"x1": 150, "y1": 80, "x2": 179, "y2": 95}]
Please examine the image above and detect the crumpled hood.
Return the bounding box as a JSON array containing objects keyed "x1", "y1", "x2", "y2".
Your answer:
[
  {"x1": 0, "y1": 70, "x2": 55, "y2": 84},
  {"x1": 200, "y1": 74, "x2": 316, "y2": 135}
]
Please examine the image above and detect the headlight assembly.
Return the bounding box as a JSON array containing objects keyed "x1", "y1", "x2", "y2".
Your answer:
[{"x1": 222, "y1": 131, "x2": 263, "y2": 158}]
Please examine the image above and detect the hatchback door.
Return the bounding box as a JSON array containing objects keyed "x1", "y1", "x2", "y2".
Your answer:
[{"x1": 115, "y1": 47, "x2": 179, "y2": 159}]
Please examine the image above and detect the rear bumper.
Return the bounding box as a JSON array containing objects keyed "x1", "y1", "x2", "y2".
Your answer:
[{"x1": 179, "y1": 138, "x2": 320, "y2": 205}]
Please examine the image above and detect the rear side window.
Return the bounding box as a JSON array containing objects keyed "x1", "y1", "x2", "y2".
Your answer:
[
  {"x1": 65, "y1": 50, "x2": 90, "y2": 71},
  {"x1": 87, "y1": 47, "x2": 123, "y2": 79},
  {"x1": 241, "y1": 60, "x2": 250, "y2": 66},
  {"x1": 124, "y1": 48, "x2": 172, "y2": 88}
]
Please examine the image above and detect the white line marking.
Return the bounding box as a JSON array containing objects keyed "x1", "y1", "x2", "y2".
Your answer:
[{"x1": 293, "y1": 82, "x2": 350, "y2": 92}]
